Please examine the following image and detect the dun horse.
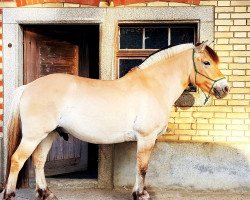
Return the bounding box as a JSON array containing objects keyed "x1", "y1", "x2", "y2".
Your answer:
[{"x1": 2, "y1": 42, "x2": 229, "y2": 200}]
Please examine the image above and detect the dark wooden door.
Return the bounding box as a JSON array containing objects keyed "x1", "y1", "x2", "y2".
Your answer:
[{"x1": 24, "y1": 27, "x2": 88, "y2": 176}]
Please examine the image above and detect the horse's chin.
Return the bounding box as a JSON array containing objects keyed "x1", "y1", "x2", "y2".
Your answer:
[{"x1": 213, "y1": 88, "x2": 228, "y2": 99}]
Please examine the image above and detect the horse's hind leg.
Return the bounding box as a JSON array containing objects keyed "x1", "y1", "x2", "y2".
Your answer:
[
  {"x1": 4, "y1": 136, "x2": 45, "y2": 200},
  {"x1": 32, "y1": 131, "x2": 58, "y2": 200}
]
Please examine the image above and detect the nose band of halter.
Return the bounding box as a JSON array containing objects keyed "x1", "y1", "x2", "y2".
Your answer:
[{"x1": 192, "y1": 49, "x2": 226, "y2": 105}]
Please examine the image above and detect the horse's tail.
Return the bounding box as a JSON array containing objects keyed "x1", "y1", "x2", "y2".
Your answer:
[{"x1": 5, "y1": 85, "x2": 29, "y2": 189}]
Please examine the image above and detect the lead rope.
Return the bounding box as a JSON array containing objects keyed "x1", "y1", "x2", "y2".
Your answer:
[{"x1": 192, "y1": 49, "x2": 226, "y2": 105}]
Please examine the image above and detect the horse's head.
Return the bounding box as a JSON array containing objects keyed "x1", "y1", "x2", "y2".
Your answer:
[{"x1": 191, "y1": 41, "x2": 229, "y2": 100}]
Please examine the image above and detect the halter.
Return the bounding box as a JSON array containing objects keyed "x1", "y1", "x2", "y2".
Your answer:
[{"x1": 192, "y1": 49, "x2": 226, "y2": 105}]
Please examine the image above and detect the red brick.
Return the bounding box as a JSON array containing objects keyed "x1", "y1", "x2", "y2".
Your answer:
[
  {"x1": 113, "y1": 0, "x2": 200, "y2": 6},
  {"x1": 16, "y1": 0, "x2": 100, "y2": 6},
  {"x1": 26, "y1": 0, "x2": 33, "y2": 5}
]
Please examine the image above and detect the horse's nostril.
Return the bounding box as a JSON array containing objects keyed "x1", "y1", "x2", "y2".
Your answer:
[{"x1": 224, "y1": 86, "x2": 229, "y2": 93}]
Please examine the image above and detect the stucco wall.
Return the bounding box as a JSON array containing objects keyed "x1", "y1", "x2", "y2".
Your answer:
[{"x1": 114, "y1": 142, "x2": 250, "y2": 190}]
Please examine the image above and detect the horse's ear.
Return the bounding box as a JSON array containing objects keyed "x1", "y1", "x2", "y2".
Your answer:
[{"x1": 195, "y1": 41, "x2": 208, "y2": 53}]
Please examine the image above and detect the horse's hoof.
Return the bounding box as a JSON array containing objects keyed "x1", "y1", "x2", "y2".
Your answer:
[
  {"x1": 46, "y1": 195, "x2": 58, "y2": 200},
  {"x1": 132, "y1": 190, "x2": 151, "y2": 200},
  {"x1": 36, "y1": 188, "x2": 58, "y2": 200},
  {"x1": 36, "y1": 195, "x2": 58, "y2": 200},
  {"x1": 36, "y1": 194, "x2": 58, "y2": 200}
]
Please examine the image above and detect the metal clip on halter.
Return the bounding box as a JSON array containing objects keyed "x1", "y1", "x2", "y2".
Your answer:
[{"x1": 192, "y1": 49, "x2": 225, "y2": 105}]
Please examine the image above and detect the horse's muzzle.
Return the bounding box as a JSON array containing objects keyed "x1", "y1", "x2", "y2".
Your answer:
[{"x1": 213, "y1": 79, "x2": 230, "y2": 99}]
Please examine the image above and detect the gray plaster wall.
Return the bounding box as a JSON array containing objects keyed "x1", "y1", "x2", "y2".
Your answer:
[{"x1": 114, "y1": 142, "x2": 250, "y2": 190}]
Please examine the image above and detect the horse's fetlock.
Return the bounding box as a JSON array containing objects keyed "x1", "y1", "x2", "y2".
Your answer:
[{"x1": 3, "y1": 190, "x2": 16, "y2": 200}]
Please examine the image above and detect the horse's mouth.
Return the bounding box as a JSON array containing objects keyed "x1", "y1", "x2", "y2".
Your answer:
[
  {"x1": 213, "y1": 88, "x2": 221, "y2": 99},
  {"x1": 213, "y1": 87, "x2": 228, "y2": 99}
]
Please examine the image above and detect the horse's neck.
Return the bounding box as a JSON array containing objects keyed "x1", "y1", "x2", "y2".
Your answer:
[{"x1": 142, "y1": 49, "x2": 193, "y2": 104}]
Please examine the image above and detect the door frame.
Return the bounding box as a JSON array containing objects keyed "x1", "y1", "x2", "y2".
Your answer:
[{"x1": 2, "y1": 8, "x2": 114, "y2": 189}]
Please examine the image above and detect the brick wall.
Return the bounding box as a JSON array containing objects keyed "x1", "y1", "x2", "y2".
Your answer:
[
  {"x1": 159, "y1": 0, "x2": 250, "y2": 143},
  {"x1": 0, "y1": 0, "x2": 249, "y2": 144}
]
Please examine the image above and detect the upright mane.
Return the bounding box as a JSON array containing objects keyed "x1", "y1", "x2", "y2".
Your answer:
[{"x1": 139, "y1": 43, "x2": 194, "y2": 69}]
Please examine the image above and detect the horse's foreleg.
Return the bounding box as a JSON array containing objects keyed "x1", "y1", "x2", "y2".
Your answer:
[
  {"x1": 132, "y1": 137, "x2": 156, "y2": 200},
  {"x1": 3, "y1": 137, "x2": 44, "y2": 200},
  {"x1": 32, "y1": 132, "x2": 58, "y2": 200}
]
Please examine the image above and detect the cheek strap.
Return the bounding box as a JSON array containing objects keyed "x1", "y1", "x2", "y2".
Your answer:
[{"x1": 192, "y1": 49, "x2": 226, "y2": 105}]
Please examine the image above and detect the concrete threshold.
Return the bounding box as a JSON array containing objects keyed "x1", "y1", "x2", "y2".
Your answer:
[{"x1": 29, "y1": 178, "x2": 98, "y2": 189}]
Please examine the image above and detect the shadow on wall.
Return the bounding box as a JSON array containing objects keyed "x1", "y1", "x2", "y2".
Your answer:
[
  {"x1": 175, "y1": 92, "x2": 195, "y2": 107},
  {"x1": 114, "y1": 142, "x2": 250, "y2": 191}
]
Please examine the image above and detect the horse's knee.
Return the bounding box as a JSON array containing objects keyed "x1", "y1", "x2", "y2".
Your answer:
[
  {"x1": 36, "y1": 187, "x2": 57, "y2": 200},
  {"x1": 33, "y1": 157, "x2": 45, "y2": 170}
]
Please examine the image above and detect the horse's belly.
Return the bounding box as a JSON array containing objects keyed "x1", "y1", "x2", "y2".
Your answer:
[
  {"x1": 69, "y1": 129, "x2": 136, "y2": 144},
  {"x1": 59, "y1": 113, "x2": 136, "y2": 144}
]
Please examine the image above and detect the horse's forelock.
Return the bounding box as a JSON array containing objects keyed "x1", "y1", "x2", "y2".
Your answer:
[
  {"x1": 196, "y1": 43, "x2": 219, "y2": 64},
  {"x1": 205, "y1": 45, "x2": 219, "y2": 64}
]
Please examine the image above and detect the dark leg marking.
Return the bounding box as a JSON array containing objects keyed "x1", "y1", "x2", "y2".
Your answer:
[
  {"x1": 132, "y1": 191, "x2": 137, "y2": 200},
  {"x1": 3, "y1": 191, "x2": 16, "y2": 200},
  {"x1": 36, "y1": 187, "x2": 56, "y2": 200}
]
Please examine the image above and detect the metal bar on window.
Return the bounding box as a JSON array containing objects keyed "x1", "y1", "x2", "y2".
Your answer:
[
  {"x1": 168, "y1": 27, "x2": 171, "y2": 46},
  {"x1": 142, "y1": 28, "x2": 146, "y2": 49}
]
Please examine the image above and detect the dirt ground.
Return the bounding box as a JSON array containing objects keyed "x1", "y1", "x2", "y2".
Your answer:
[{"x1": 1, "y1": 188, "x2": 250, "y2": 200}]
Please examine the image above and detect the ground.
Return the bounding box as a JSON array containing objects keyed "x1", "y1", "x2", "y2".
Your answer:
[{"x1": 1, "y1": 188, "x2": 250, "y2": 200}]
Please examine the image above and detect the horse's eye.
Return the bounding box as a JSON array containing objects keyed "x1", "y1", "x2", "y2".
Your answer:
[{"x1": 203, "y1": 61, "x2": 210, "y2": 66}]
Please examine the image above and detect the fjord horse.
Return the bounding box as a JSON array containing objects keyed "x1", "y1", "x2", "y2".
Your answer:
[{"x1": 3, "y1": 42, "x2": 229, "y2": 200}]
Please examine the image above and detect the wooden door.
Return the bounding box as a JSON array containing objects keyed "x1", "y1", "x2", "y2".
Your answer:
[{"x1": 24, "y1": 27, "x2": 88, "y2": 176}]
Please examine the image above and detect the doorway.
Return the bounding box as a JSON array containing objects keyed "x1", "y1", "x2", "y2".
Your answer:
[{"x1": 23, "y1": 25, "x2": 99, "y2": 179}]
